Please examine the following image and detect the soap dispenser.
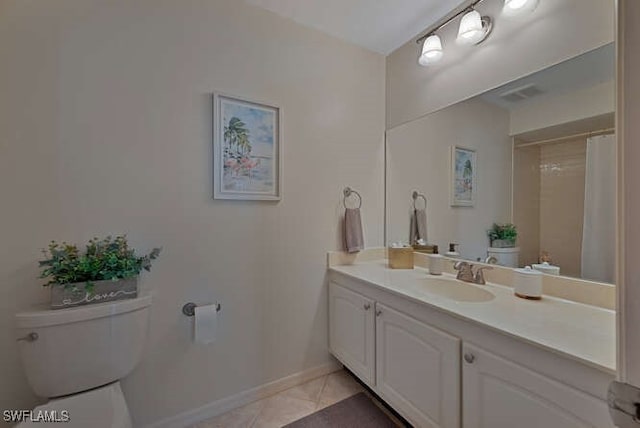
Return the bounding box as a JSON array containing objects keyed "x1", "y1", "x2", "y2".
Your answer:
[{"x1": 445, "y1": 243, "x2": 460, "y2": 258}]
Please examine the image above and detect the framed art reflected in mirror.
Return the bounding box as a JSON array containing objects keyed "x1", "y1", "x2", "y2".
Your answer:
[{"x1": 451, "y1": 146, "x2": 476, "y2": 207}]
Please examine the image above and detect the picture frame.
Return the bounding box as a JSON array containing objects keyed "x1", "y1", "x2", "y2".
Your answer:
[
  {"x1": 213, "y1": 92, "x2": 281, "y2": 200},
  {"x1": 450, "y1": 145, "x2": 476, "y2": 207}
]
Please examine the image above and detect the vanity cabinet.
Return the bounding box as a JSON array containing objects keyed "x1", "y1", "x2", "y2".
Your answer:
[
  {"x1": 462, "y1": 344, "x2": 614, "y2": 428},
  {"x1": 328, "y1": 274, "x2": 613, "y2": 428},
  {"x1": 328, "y1": 282, "x2": 375, "y2": 385},
  {"x1": 376, "y1": 303, "x2": 460, "y2": 428},
  {"x1": 329, "y1": 281, "x2": 461, "y2": 427}
]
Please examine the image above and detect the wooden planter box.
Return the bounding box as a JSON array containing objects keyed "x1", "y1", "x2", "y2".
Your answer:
[{"x1": 50, "y1": 277, "x2": 138, "y2": 309}]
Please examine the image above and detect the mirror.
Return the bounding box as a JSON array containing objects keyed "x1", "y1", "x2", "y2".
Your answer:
[{"x1": 386, "y1": 43, "x2": 615, "y2": 284}]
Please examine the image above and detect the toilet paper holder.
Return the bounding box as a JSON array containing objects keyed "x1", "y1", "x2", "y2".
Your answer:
[{"x1": 182, "y1": 302, "x2": 221, "y2": 317}]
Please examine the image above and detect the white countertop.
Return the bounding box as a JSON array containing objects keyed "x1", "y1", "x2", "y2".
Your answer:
[{"x1": 330, "y1": 261, "x2": 616, "y2": 374}]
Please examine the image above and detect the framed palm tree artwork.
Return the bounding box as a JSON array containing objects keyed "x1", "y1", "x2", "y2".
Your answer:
[
  {"x1": 450, "y1": 146, "x2": 476, "y2": 207},
  {"x1": 213, "y1": 93, "x2": 281, "y2": 200}
]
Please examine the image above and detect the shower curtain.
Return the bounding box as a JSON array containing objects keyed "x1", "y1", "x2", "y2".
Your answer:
[{"x1": 581, "y1": 134, "x2": 616, "y2": 283}]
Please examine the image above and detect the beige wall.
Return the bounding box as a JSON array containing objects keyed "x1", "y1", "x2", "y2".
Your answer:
[
  {"x1": 510, "y1": 81, "x2": 615, "y2": 136},
  {"x1": 539, "y1": 139, "x2": 587, "y2": 278},
  {"x1": 386, "y1": 97, "x2": 511, "y2": 261},
  {"x1": 0, "y1": 1, "x2": 385, "y2": 426},
  {"x1": 513, "y1": 145, "x2": 541, "y2": 267},
  {"x1": 386, "y1": 0, "x2": 614, "y2": 129}
]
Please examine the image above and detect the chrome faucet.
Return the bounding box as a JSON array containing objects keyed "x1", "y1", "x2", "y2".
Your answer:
[
  {"x1": 454, "y1": 261, "x2": 474, "y2": 282},
  {"x1": 454, "y1": 261, "x2": 493, "y2": 285},
  {"x1": 473, "y1": 266, "x2": 493, "y2": 285}
]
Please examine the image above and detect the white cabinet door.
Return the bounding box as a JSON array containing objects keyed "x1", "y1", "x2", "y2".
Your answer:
[
  {"x1": 328, "y1": 282, "x2": 375, "y2": 385},
  {"x1": 375, "y1": 303, "x2": 460, "y2": 428},
  {"x1": 463, "y1": 344, "x2": 614, "y2": 428}
]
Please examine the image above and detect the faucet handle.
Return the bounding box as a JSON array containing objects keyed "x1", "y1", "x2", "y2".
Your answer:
[
  {"x1": 474, "y1": 266, "x2": 493, "y2": 285},
  {"x1": 454, "y1": 261, "x2": 475, "y2": 282},
  {"x1": 454, "y1": 261, "x2": 470, "y2": 271}
]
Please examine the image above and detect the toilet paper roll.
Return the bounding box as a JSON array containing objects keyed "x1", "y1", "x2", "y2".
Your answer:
[{"x1": 194, "y1": 304, "x2": 218, "y2": 344}]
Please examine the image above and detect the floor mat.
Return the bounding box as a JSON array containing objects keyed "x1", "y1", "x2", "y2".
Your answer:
[{"x1": 283, "y1": 392, "x2": 400, "y2": 428}]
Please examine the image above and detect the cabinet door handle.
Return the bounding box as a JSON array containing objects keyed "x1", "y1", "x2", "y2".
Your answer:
[
  {"x1": 464, "y1": 353, "x2": 475, "y2": 364},
  {"x1": 376, "y1": 309, "x2": 383, "y2": 317},
  {"x1": 363, "y1": 303, "x2": 371, "y2": 310}
]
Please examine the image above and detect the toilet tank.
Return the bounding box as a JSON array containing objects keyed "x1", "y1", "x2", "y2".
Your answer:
[{"x1": 15, "y1": 295, "x2": 152, "y2": 398}]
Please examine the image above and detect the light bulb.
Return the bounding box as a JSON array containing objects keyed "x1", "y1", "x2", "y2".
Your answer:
[
  {"x1": 418, "y1": 34, "x2": 443, "y2": 66},
  {"x1": 503, "y1": 0, "x2": 539, "y2": 16},
  {"x1": 457, "y1": 10, "x2": 488, "y2": 45}
]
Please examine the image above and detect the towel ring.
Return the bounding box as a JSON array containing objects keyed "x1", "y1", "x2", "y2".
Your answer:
[
  {"x1": 412, "y1": 191, "x2": 427, "y2": 210},
  {"x1": 343, "y1": 187, "x2": 362, "y2": 209}
]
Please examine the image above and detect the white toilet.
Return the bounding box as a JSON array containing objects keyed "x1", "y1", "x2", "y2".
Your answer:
[
  {"x1": 486, "y1": 246, "x2": 520, "y2": 268},
  {"x1": 14, "y1": 295, "x2": 152, "y2": 428}
]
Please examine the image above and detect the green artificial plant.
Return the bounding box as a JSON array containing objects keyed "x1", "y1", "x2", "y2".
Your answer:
[
  {"x1": 39, "y1": 235, "x2": 161, "y2": 292},
  {"x1": 487, "y1": 223, "x2": 518, "y2": 245}
]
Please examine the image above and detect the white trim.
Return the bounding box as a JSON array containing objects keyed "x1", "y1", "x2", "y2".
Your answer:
[
  {"x1": 615, "y1": 0, "x2": 625, "y2": 383},
  {"x1": 143, "y1": 361, "x2": 340, "y2": 428}
]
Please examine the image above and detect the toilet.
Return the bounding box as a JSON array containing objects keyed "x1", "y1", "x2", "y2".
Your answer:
[
  {"x1": 14, "y1": 295, "x2": 152, "y2": 428},
  {"x1": 486, "y1": 246, "x2": 520, "y2": 268}
]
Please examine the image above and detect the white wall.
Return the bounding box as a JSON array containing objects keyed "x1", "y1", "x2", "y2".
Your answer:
[
  {"x1": 0, "y1": 1, "x2": 385, "y2": 426},
  {"x1": 510, "y1": 81, "x2": 615, "y2": 136},
  {"x1": 386, "y1": 0, "x2": 615, "y2": 129},
  {"x1": 386, "y1": 97, "x2": 512, "y2": 261}
]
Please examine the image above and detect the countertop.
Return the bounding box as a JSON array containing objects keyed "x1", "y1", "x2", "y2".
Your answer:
[{"x1": 329, "y1": 260, "x2": 616, "y2": 374}]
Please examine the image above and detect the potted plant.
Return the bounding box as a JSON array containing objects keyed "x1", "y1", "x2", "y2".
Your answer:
[
  {"x1": 487, "y1": 223, "x2": 518, "y2": 248},
  {"x1": 39, "y1": 235, "x2": 161, "y2": 309}
]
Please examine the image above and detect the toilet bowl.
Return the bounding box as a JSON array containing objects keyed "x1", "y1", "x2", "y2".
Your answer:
[
  {"x1": 14, "y1": 295, "x2": 152, "y2": 428},
  {"x1": 16, "y1": 382, "x2": 131, "y2": 428}
]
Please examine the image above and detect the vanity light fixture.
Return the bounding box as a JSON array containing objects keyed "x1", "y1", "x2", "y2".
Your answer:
[
  {"x1": 416, "y1": 0, "x2": 540, "y2": 67},
  {"x1": 503, "y1": 0, "x2": 539, "y2": 16},
  {"x1": 416, "y1": 0, "x2": 494, "y2": 67},
  {"x1": 418, "y1": 34, "x2": 444, "y2": 66},
  {"x1": 456, "y1": 9, "x2": 493, "y2": 45}
]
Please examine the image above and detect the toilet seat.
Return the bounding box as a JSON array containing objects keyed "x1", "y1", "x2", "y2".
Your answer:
[{"x1": 17, "y1": 382, "x2": 132, "y2": 428}]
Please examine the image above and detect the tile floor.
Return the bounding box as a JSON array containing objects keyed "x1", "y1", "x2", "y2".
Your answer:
[{"x1": 190, "y1": 369, "x2": 402, "y2": 428}]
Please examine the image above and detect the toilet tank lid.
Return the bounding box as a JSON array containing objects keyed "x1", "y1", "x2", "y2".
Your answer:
[{"x1": 15, "y1": 294, "x2": 152, "y2": 329}]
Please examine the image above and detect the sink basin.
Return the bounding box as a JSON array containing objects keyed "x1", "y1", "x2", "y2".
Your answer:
[{"x1": 417, "y1": 277, "x2": 495, "y2": 303}]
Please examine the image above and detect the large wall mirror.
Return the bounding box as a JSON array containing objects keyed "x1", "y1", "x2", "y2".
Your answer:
[{"x1": 386, "y1": 42, "x2": 615, "y2": 284}]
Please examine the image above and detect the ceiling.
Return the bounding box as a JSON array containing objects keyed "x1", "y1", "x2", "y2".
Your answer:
[{"x1": 245, "y1": 0, "x2": 468, "y2": 55}]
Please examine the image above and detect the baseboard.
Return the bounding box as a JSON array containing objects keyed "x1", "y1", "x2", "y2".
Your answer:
[{"x1": 144, "y1": 361, "x2": 341, "y2": 428}]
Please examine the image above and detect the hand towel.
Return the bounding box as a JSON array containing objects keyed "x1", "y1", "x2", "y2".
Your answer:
[
  {"x1": 410, "y1": 209, "x2": 428, "y2": 245},
  {"x1": 344, "y1": 208, "x2": 364, "y2": 253},
  {"x1": 410, "y1": 211, "x2": 417, "y2": 245}
]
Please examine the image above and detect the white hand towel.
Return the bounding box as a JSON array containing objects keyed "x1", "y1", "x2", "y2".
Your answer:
[{"x1": 410, "y1": 209, "x2": 428, "y2": 245}]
